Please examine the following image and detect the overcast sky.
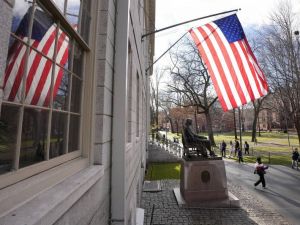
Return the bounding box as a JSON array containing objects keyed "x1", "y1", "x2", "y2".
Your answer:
[{"x1": 153, "y1": 0, "x2": 300, "y2": 72}]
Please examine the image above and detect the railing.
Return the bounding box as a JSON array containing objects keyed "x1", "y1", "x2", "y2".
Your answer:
[{"x1": 149, "y1": 133, "x2": 183, "y2": 158}]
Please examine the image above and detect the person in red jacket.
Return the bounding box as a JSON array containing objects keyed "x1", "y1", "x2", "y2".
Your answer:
[{"x1": 254, "y1": 157, "x2": 268, "y2": 188}]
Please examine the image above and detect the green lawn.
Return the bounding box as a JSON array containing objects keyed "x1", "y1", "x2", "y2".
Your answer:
[
  {"x1": 145, "y1": 163, "x2": 181, "y2": 180},
  {"x1": 213, "y1": 131, "x2": 298, "y2": 166},
  {"x1": 214, "y1": 131, "x2": 299, "y2": 150},
  {"x1": 154, "y1": 131, "x2": 299, "y2": 166}
]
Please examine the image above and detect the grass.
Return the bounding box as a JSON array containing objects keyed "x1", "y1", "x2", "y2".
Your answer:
[
  {"x1": 145, "y1": 163, "x2": 181, "y2": 180},
  {"x1": 214, "y1": 131, "x2": 299, "y2": 149},
  {"x1": 154, "y1": 131, "x2": 299, "y2": 166},
  {"x1": 213, "y1": 131, "x2": 298, "y2": 166}
]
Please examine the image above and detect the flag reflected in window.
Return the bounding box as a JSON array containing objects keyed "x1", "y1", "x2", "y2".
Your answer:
[{"x1": 3, "y1": 7, "x2": 70, "y2": 107}]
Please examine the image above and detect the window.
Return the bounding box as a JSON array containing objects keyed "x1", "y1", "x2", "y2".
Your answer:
[
  {"x1": 52, "y1": 0, "x2": 91, "y2": 43},
  {"x1": 0, "y1": 0, "x2": 89, "y2": 178}
]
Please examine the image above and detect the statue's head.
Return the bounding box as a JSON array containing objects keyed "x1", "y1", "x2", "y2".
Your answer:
[{"x1": 185, "y1": 118, "x2": 192, "y2": 126}]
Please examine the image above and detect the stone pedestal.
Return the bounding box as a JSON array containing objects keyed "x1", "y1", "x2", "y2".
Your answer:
[{"x1": 174, "y1": 158, "x2": 239, "y2": 208}]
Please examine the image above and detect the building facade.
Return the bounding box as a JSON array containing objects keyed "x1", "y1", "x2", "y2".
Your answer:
[{"x1": 0, "y1": 0, "x2": 155, "y2": 224}]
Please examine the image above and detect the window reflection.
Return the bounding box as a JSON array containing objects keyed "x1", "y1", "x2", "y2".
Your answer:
[
  {"x1": 52, "y1": 0, "x2": 81, "y2": 26},
  {"x1": 3, "y1": 37, "x2": 27, "y2": 103},
  {"x1": 10, "y1": 1, "x2": 31, "y2": 35},
  {"x1": 70, "y1": 76, "x2": 82, "y2": 113},
  {"x1": 56, "y1": 27, "x2": 71, "y2": 69},
  {"x1": 73, "y1": 43, "x2": 83, "y2": 77},
  {"x1": 0, "y1": 105, "x2": 19, "y2": 174},
  {"x1": 50, "y1": 112, "x2": 68, "y2": 158},
  {"x1": 79, "y1": 0, "x2": 91, "y2": 43},
  {"x1": 0, "y1": 0, "x2": 86, "y2": 174},
  {"x1": 68, "y1": 115, "x2": 80, "y2": 152},
  {"x1": 53, "y1": 70, "x2": 70, "y2": 111},
  {"x1": 19, "y1": 108, "x2": 49, "y2": 168}
]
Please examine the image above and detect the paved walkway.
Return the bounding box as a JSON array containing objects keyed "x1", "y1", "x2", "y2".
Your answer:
[{"x1": 142, "y1": 143, "x2": 291, "y2": 225}]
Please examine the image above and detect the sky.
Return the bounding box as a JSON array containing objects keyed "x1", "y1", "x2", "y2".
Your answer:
[{"x1": 153, "y1": 0, "x2": 300, "y2": 73}]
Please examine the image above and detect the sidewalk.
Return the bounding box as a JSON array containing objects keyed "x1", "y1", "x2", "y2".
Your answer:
[{"x1": 142, "y1": 143, "x2": 291, "y2": 225}]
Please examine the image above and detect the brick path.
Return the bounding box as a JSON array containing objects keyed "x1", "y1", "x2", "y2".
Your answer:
[
  {"x1": 143, "y1": 143, "x2": 291, "y2": 225},
  {"x1": 141, "y1": 180, "x2": 290, "y2": 225}
]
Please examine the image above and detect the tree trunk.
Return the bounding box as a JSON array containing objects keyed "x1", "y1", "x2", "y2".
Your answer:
[
  {"x1": 175, "y1": 120, "x2": 179, "y2": 135},
  {"x1": 194, "y1": 110, "x2": 199, "y2": 133},
  {"x1": 205, "y1": 112, "x2": 215, "y2": 146},
  {"x1": 169, "y1": 117, "x2": 174, "y2": 133},
  {"x1": 294, "y1": 114, "x2": 300, "y2": 146},
  {"x1": 251, "y1": 109, "x2": 259, "y2": 142}
]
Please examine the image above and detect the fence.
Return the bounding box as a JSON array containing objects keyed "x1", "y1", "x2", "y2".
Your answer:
[{"x1": 150, "y1": 132, "x2": 183, "y2": 158}]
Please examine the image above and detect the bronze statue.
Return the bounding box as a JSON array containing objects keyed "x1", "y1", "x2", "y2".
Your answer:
[{"x1": 182, "y1": 118, "x2": 214, "y2": 158}]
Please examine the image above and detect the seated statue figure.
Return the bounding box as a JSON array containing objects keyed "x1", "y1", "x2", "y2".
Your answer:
[{"x1": 183, "y1": 118, "x2": 214, "y2": 157}]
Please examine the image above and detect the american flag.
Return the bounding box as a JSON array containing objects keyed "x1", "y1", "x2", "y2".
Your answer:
[
  {"x1": 189, "y1": 14, "x2": 268, "y2": 111},
  {"x1": 3, "y1": 7, "x2": 69, "y2": 107}
]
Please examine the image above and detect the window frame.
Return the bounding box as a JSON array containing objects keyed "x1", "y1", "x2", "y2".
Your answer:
[{"x1": 0, "y1": 0, "x2": 90, "y2": 189}]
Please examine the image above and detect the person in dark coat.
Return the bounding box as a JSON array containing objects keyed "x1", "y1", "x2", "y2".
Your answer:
[
  {"x1": 237, "y1": 147, "x2": 244, "y2": 163},
  {"x1": 221, "y1": 140, "x2": 227, "y2": 157},
  {"x1": 244, "y1": 141, "x2": 250, "y2": 155},
  {"x1": 254, "y1": 157, "x2": 268, "y2": 188},
  {"x1": 292, "y1": 148, "x2": 299, "y2": 169},
  {"x1": 234, "y1": 140, "x2": 239, "y2": 157}
]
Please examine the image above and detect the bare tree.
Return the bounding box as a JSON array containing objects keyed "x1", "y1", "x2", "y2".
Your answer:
[
  {"x1": 150, "y1": 68, "x2": 165, "y2": 131},
  {"x1": 166, "y1": 38, "x2": 218, "y2": 146},
  {"x1": 258, "y1": 1, "x2": 300, "y2": 145}
]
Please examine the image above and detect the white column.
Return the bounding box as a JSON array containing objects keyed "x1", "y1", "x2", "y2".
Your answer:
[{"x1": 111, "y1": 0, "x2": 130, "y2": 224}]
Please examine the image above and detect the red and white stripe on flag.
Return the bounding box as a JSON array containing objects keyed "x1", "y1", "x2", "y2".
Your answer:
[
  {"x1": 189, "y1": 17, "x2": 268, "y2": 111},
  {"x1": 3, "y1": 25, "x2": 69, "y2": 107}
]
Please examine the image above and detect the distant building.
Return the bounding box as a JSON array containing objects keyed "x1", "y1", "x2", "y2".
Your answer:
[{"x1": 0, "y1": 0, "x2": 155, "y2": 224}]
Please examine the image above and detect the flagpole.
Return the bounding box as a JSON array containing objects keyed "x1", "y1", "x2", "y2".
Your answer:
[
  {"x1": 142, "y1": 8, "x2": 241, "y2": 40},
  {"x1": 146, "y1": 31, "x2": 188, "y2": 72}
]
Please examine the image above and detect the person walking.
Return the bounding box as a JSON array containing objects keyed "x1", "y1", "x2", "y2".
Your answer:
[
  {"x1": 229, "y1": 141, "x2": 234, "y2": 158},
  {"x1": 292, "y1": 148, "x2": 299, "y2": 170},
  {"x1": 234, "y1": 140, "x2": 239, "y2": 157},
  {"x1": 221, "y1": 140, "x2": 227, "y2": 158},
  {"x1": 244, "y1": 141, "x2": 250, "y2": 155},
  {"x1": 254, "y1": 157, "x2": 268, "y2": 188},
  {"x1": 237, "y1": 147, "x2": 244, "y2": 163}
]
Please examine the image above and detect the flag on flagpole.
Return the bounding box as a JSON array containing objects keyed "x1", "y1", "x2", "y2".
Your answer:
[
  {"x1": 189, "y1": 14, "x2": 268, "y2": 111},
  {"x1": 3, "y1": 7, "x2": 69, "y2": 107}
]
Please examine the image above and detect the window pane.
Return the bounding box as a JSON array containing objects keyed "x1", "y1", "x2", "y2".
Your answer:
[
  {"x1": 0, "y1": 105, "x2": 19, "y2": 174},
  {"x1": 51, "y1": 0, "x2": 64, "y2": 12},
  {"x1": 68, "y1": 115, "x2": 80, "y2": 152},
  {"x1": 66, "y1": 0, "x2": 81, "y2": 25},
  {"x1": 19, "y1": 108, "x2": 49, "y2": 168},
  {"x1": 11, "y1": 1, "x2": 31, "y2": 35},
  {"x1": 56, "y1": 27, "x2": 71, "y2": 70},
  {"x1": 79, "y1": 0, "x2": 91, "y2": 43},
  {"x1": 31, "y1": 6, "x2": 55, "y2": 45},
  {"x1": 50, "y1": 112, "x2": 67, "y2": 158},
  {"x1": 52, "y1": 0, "x2": 81, "y2": 28},
  {"x1": 2, "y1": 36, "x2": 27, "y2": 104},
  {"x1": 25, "y1": 51, "x2": 55, "y2": 107},
  {"x1": 72, "y1": 43, "x2": 83, "y2": 77},
  {"x1": 70, "y1": 76, "x2": 82, "y2": 113},
  {"x1": 53, "y1": 70, "x2": 70, "y2": 111}
]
